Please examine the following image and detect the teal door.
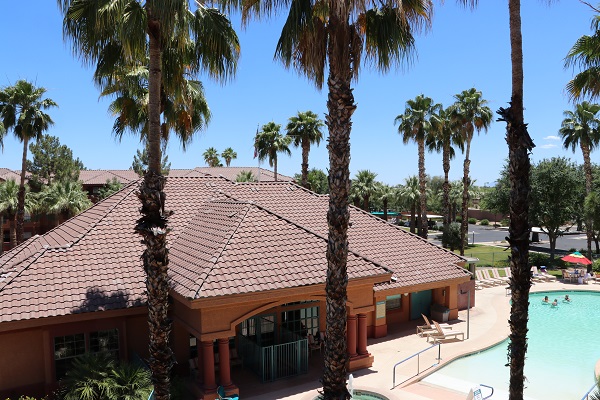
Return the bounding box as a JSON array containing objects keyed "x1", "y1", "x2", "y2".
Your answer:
[{"x1": 410, "y1": 290, "x2": 432, "y2": 320}]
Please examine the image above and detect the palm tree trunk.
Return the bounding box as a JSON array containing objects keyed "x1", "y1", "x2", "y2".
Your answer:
[
  {"x1": 581, "y1": 142, "x2": 594, "y2": 266},
  {"x1": 301, "y1": 138, "x2": 310, "y2": 189},
  {"x1": 505, "y1": 2, "x2": 534, "y2": 398},
  {"x1": 460, "y1": 139, "x2": 471, "y2": 256},
  {"x1": 9, "y1": 214, "x2": 16, "y2": 249},
  {"x1": 16, "y1": 138, "x2": 29, "y2": 244},
  {"x1": 323, "y1": 2, "x2": 354, "y2": 398},
  {"x1": 274, "y1": 158, "x2": 278, "y2": 182},
  {"x1": 442, "y1": 144, "x2": 451, "y2": 230},
  {"x1": 139, "y1": 14, "x2": 173, "y2": 400},
  {"x1": 418, "y1": 140, "x2": 428, "y2": 239},
  {"x1": 0, "y1": 215, "x2": 3, "y2": 255},
  {"x1": 383, "y1": 198, "x2": 388, "y2": 221},
  {"x1": 410, "y1": 204, "x2": 416, "y2": 234},
  {"x1": 363, "y1": 195, "x2": 369, "y2": 212}
]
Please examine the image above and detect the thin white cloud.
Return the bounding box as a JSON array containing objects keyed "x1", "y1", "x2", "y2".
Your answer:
[
  {"x1": 543, "y1": 135, "x2": 560, "y2": 141},
  {"x1": 540, "y1": 144, "x2": 558, "y2": 149}
]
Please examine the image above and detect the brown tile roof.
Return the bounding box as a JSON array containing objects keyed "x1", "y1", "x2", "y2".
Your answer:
[
  {"x1": 166, "y1": 167, "x2": 293, "y2": 181},
  {"x1": 0, "y1": 177, "x2": 467, "y2": 324},
  {"x1": 78, "y1": 170, "x2": 140, "y2": 185}
]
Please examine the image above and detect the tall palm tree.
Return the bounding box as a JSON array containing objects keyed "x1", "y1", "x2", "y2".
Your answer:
[
  {"x1": 395, "y1": 94, "x2": 440, "y2": 239},
  {"x1": 254, "y1": 121, "x2": 292, "y2": 182},
  {"x1": 58, "y1": 1, "x2": 239, "y2": 398},
  {"x1": 239, "y1": 1, "x2": 432, "y2": 396},
  {"x1": 559, "y1": 101, "x2": 600, "y2": 262},
  {"x1": 0, "y1": 80, "x2": 57, "y2": 244},
  {"x1": 285, "y1": 110, "x2": 325, "y2": 189},
  {"x1": 428, "y1": 107, "x2": 463, "y2": 231},
  {"x1": 377, "y1": 183, "x2": 395, "y2": 221},
  {"x1": 565, "y1": 10, "x2": 600, "y2": 101},
  {"x1": 451, "y1": 88, "x2": 492, "y2": 256},
  {"x1": 351, "y1": 170, "x2": 378, "y2": 211},
  {"x1": 398, "y1": 176, "x2": 420, "y2": 234},
  {"x1": 38, "y1": 180, "x2": 92, "y2": 225},
  {"x1": 0, "y1": 179, "x2": 20, "y2": 249},
  {"x1": 203, "y1": 147, "x2": 221, "y2": 167},
  {"x1": 221, "y1": 147, "x2": 237, "y2": 166}
]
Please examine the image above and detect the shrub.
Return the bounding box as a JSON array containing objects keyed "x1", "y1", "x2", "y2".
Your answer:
[
  {"x1": 480, "y1": 219, "x2": 489, "y2": 226},
  {"x1": 593, "y1": 259, "x2": 600, "y2": 273},
  {"x1": 442, "y1": 222, "x2": 467, "y2": 251},
  {"x1": 468, "y1": 217, "x2": 478, "y2": 224},
  {"x1": 455, "y1": 216, "x2": 462, "y2": 223},
  {"x1": 529, "y1": 252, "x2": 550, "y2": 268},
  {"x1": 500, "y1": 218, "x2": 509, "y2": 227}
]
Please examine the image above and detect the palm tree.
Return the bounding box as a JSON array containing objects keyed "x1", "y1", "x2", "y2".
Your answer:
[
  {"x1": 203, "y1": 147, "x2": 221, "y2": 167},
  {"x1": 240, "y1": 1, "x2": 432, "y2": 396},
  {"x1": 398, "y1": 176, "x2": 420, "y2": 234},
  {"x1": 59, "y1": 1, "x2": 239, "y2": 398},
  {"x1": 38, "y1": 180, "x2": 92, "y2": 225},
  {"x1": 351, "y1": 170, "x2": 378, "y2": 211},
  {"x1": 285, "y1": 111, "x2": 325, "y2": 189},
  {"x1": 565, "y1": 10, "x2": 600, "y2": 101},
  {"x1": 428, "y1": 107, "x2": 463, "y2": 231},
  {"x1": 0, "y1": 80, "x2": 57, "y2": 244},
  {"x1": 221, "y1": 147, "x2": 237, "y2": 167},
  {"x1": 0, "y1": 179, "x2": 20, "y2": 249},
  {"x1": 451, "y1": 88, "x2": 492, "y2": 256},
  {"x1": 254, "y1": 122, "x2": 292, "y2": 182},
  {"x1": 376, "y1": 183, "x2": 395, "y2": 221},
  {"x1": 559, "y1": 101, "x2": 600, "y2": 262},
  {"x1": 395, "y1": 95, "x2": 440, "y2": 239},
  {"x1": 235, "y1": 170, "x2": 257, "y2": 182}
]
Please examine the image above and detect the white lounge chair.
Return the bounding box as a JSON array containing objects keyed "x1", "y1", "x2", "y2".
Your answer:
[
  {"x1": 488, "y1": 268, "x2": 510, "y2": 284},
  {"x1": 475, "y1": 269, "x2": 498, "y2": 287},
  {"x1": 417, "y1": 313, "x2": 451, "y2": 336},
  {"x1": 481, "y1": 268, "x2": 505, "y2": 285},
  {"x1": 427, "y1": 321, "x2": 465, "y2": 343}
]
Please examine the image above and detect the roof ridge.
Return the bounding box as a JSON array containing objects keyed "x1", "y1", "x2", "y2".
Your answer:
[
  {"x1": 37, "y1": 181, "x2": 139, "y2": 250},
  {"x1": 191, "y1": 200, "x2": 251, "y2": 299},
  {"x1": 0, "y1": 236, "x2": 47, "y2": 292},
  {"x1": 219, "y1": 191, "x2": 393, "y2": 277}
]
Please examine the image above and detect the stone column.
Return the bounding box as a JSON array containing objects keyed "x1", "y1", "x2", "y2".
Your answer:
[
  {"x1": 347, "y1": 314, "x2": 358, "y2": 358},
  {"x1": 357, "y1": 314, "x2": 368, "y2": 355},
  {"x1": 201, "y1": 341, "x2": 217, "y2": 391},
  {"x1": 218, "y1": 338, "x2": 233, "y2": 388}
]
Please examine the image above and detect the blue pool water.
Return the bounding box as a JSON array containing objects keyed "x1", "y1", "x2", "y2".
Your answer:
[{"x1": 423, "y1": 291, "x2": 600, "y2": 399}]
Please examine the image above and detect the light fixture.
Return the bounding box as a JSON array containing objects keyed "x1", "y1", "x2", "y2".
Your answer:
[{"x1": 403, "y1": 293, "x2": 408, "y2": 297}]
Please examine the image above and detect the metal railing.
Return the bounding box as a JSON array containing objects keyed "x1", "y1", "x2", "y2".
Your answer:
[
  {"x1": 392, "y1": 343, "x2": 441, "y2": 389},
  {"x1": 581, "y1": 382, "x2": 598, "y2": 400},
  {"x1": 261, "y1": 339, "x2": 308, "y2": 382},
  {"x1": 478, "y1": 383, "x2": 494, "y2": 399}
]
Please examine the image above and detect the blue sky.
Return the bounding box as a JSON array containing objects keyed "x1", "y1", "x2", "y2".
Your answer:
[{"x1": 0, "y1": 1, "x2": 595, "y2": 186}]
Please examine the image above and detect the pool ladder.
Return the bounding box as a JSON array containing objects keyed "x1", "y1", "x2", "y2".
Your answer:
[{"x1": 473, "y1": 383, "x2": 494, "y2": 399}]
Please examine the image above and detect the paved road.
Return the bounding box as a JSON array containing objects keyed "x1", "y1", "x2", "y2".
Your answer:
[{"x1": 428, "y1": 223, "x2": 590, "y2": 254}]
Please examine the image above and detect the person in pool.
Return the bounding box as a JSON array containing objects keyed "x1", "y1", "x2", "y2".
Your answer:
[
  {"x1": 542, "y1": 296, "x2": 549, "y2": 303},
  {"x1": 564, "y1": 294, "x2": 571, "y2": 302},
  {"x1": 551, "y1": 299, "x2": 558, "y2": 307}
]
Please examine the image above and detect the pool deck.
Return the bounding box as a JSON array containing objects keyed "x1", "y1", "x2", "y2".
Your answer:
[{"x1": 242, "y1": 278, "x2": 600, "y2": 400}]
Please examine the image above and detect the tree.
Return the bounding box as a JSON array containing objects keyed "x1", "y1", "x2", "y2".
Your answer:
[
  {"x1": 451, "y1": 88, "x2": 492, "y2": 256},
  {"x1": 221, "y1": 147, "x2": 237, "y2": 167},
  {"x1": 398, "y1": 176, "x2": 420, "y2": 234},
  {"x1": 585, "y1": 191, "x2": 600, "y2": 254},
  {"x1": 285, "y1": 111, "x2": 325, "y2": 189},
  {"x1": 27, "y1": 134, "x2": 84, "y2": 191},
  {"x1": 38, "y1": 180, "x2": 92, "y2": 225},
  {"x1": 481, "y1": 162, "x2": 511, "y2": 217},
  {"x1": 59, "y1": 1, "x2": 239, "y2": 397},
  {"x1": 396, "y1": 94, "x2": 440, "y2": 239},
  {"x1": 235, "y1": 170, "x2": 257, "y2": 182},
  {"x1": 130, "y1": 147, "x2": 171, "y2": 177},
  {"x1": 254, "y1": 122, "x2": 292, "y2": 182},
  {"x1": 442, "y1": 222, "x2": 465, "y2": 252},
  {"x1": 0, "y1": 179, "x2": 20, "y2": 249},
  {"x1": 565, "y1": 9, "x2": 600, "y2": 101},
  {"x1": 530, "y1": 158, "x2": 581, "y2": 259},
  {"x1": 98, "y1": 178, "x2": 124, "y2": 201},
  {"x1": 376, "y1": 183, "x2": 395, "y2": 221},
  {"x1": 240, "y1": 0, "x2": 432, "y2": 396},
  {"x1": 203, "y1": 147, "x2": 221, "y2": 167},
  {"x1": 428, "y1": 107, "x2": 463, "y2": 231},
  {"x1": 0, "y1": 80, "x2": 57, "y2": 244},
  {"x1": 294, "y1": 168, "x2": 329, "y2": 194},
  {"x1": 350, "y1": 170, "x2": 378, "y2": 212},
  {"x1": 559, "y1": 101, "x2": 600, "y2": 261}
]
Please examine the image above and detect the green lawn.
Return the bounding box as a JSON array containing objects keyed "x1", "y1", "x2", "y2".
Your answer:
[{"x1": 457, "y1": 244, "x2": 511, "y2": 267}]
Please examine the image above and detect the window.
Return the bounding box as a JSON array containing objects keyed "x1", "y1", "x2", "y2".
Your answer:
[
  {"x1": 281, "y1": 306, "x2": 319, "y2": 338},
  {"x1": 53, "y1": 329, "x2": 119, "y2": 380},
  {"x1": 386, "y1": 295, "x2": 402, "y2": 310}
]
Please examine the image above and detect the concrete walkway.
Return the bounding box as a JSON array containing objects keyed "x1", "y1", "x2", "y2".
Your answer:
[{"x1": 243, "y1": 278, "x2": 600, "y2": 400}]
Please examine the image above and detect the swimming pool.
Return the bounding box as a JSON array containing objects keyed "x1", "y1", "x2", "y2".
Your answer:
[{"x1": 423, "y1": 291, "x2": 600, "y2": 399}]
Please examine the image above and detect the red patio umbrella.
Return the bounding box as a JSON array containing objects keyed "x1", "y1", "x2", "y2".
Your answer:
[{"x1": 560, "y1": 251, "x2": 592, "y2": 265}]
